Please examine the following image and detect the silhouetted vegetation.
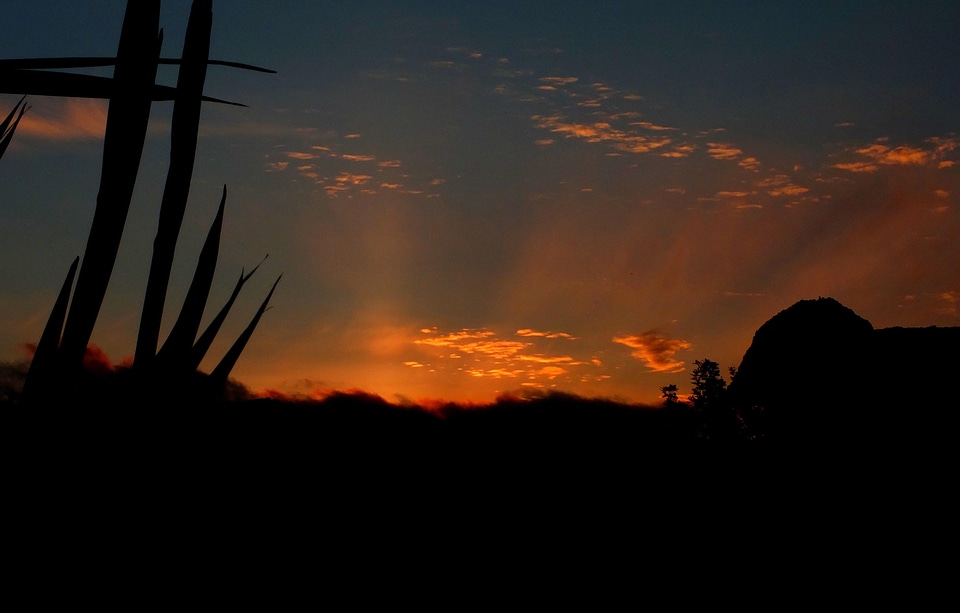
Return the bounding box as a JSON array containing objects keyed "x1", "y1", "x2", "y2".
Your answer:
[
  {"x1": 8, "y1": 1, "x2": 279, "y2": 407},
  {"x1": 0, "y1": 96, "x2": 27, "y2": 160},
  {"x1": 4, "y1": 4, "x2": 956, "y2": 452}
]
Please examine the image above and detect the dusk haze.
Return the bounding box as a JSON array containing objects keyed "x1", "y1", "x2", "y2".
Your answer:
[{"x1": 3, "y1": 0, "x2": 958, "y2": 408}]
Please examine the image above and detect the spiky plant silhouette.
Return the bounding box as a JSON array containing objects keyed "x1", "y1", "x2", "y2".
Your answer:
[
  {"x1": 0, "y1": 96, "x2": 28, "y2": 160},
  {"x1": 4, "y1": 1, "x2": 280, "y2": 405}
]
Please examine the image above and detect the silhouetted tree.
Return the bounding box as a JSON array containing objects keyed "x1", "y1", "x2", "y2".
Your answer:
[
  {"x1": 690, "y1": 359, "x2": 725, "y2": 409},
  {"x1": 689, "y1": 358, "x2": 740, "y2": 439},
  {"x1": 660, "y1": 384, "x2": 681, "y2": 409}
]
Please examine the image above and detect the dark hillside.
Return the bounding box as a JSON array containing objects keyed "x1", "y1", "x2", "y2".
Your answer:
[{"x1": 730, "y1": 297, "x2": 959, "y2": 443}]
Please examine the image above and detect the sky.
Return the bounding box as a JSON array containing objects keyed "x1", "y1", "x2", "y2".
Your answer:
[{"x1": 2, "y1": 0, "x2": 958, "y2": 405}]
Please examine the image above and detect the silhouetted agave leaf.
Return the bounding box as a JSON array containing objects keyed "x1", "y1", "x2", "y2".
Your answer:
[
  {"x1": 0, "y1": 96, "x2": 26, "y2": 135},
  {"x1": 0, "y1": 56, "x2": 275, "y2": 73},
  {"x1": 20, "y1": 257, "x2": 79, "y2": 404},
  {"x1": 58, "y1": 1, "x2": 163, "y2": 372},
  {"x1": 189, "y1": 256, "x2": 266, "y2": 371},
  {"x1": 136, "y1": 0, "x2": 214, "y2": 369},
  {"x1": 209, "y1": 274, "x2": 282, "y2": 387},
  {"x1": 155, "y1": 185, "x2": 226, "y2": 368},
  {"x1": 0, "y1": 69, "x2": 244, "y2": 107},
  {"x1": 0, "y1": 96, "x2": 28, "y2": 160}
]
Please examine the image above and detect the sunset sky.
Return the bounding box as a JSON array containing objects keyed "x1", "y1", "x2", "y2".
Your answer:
[{"x1": 2, "y1": 1, "x2": 958, "y2": 404}]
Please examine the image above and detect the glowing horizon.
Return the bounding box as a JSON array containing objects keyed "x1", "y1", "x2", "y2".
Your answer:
[{"x1": 2, "y1": 1, "x2": 958, "y2": 405}]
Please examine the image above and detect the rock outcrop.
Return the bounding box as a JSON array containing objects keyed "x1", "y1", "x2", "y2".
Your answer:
[{"x1": 729, "y1": 297, "x2": 959, "y2": 442}]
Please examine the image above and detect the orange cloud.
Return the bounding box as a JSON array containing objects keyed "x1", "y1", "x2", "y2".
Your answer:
[
  {"x1": 515, "y1": 329, "x2": 576, "y2": 339},
  {"x1": 540, "y1": 76, "x2": 579, "y2": 86},
  {"x1": 661, "y1": 144, "x2": 696, "y2": 158},
  {"x1": 856, "y1": 143, "x2": 929, "y2": 165},
  {"x1": 335, "y1": 173, "x2": 373, "y2": 185},
  {"x1": 286, "y1": 151, "x2": 320, "y2": 160},
  {"x1": 836, "y1": 138, "x2": 957, "y2": 173},
  {"x1": 833, "y1": 161, "x2": 879, "y2": 173},
  {"x1": 531, "y1": 114, "x2": 671, "y2": 154},
  {"x1": 632, "y1": 121, "x2": 676, "y2": 131},
  {"x1": 341, "y1": 154, "x2": 376, "y2": 162},
  {"x1": 412, "y1": 327, "x2": 599, "y2": 384},
  {"x1": 767, "y1": 184, "x2": 809, "y2": 197},
  {"x1": 613, "y1": 332, "x2": 691, "y2": 373},
  {"x1": 416, "y1": 329, "x2": 530, "y2": 359},
  {"x1": 707, "y1": 143, "x2": 743, "y2": 160},
  {"x1": 18, "y1": 99, "x2": 107, "y2": 140}
]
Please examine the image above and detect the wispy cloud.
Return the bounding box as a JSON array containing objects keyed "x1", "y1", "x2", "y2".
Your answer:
[
  {"x1": 857, "y1": 143, "x2": 930, "y2": 165},
  {"x1": 515, "y1": 329, "x2": 577, "y2": 339},
  {"x1": 412, "y1": 327, "x2": 596, "y2": 382},
  {"x1": 531, "y1": 115, "x2": 672, "y2": 154},
  {"x1": 415, "y1": 329, "x2": 529, "y2": 359},
  {"x1": 832, "y1": 161, "x2": 879, "y2": 173},
  {"x1": 18, "y1": 99, "x2": 107, "y2": 140},
  {"x1": 706, "y1": 143, "x2": 743, "y2": 160},
  {"x1": 286, "y1": 151, "x2": 321, "y2": 160},
  {"x1": 631, "y1": 121, "x2": 676, "y2": 131},
  {"x1": 833, "y1": 137, "x2": 960, "y2": 173},
  {"x1": 539, "y1": 76, "x2": 579, "y2": 86},
  {"x1": 758, "y1": 174, "x2": 809, "y2": 197},
  {"x1": 613, "y1": 332, "x2": 691, "y2": 373}
]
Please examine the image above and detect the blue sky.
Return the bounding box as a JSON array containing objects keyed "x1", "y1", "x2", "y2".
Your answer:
[{"x1": 2, "y1": 1, "x2": 958, "y2": 403}]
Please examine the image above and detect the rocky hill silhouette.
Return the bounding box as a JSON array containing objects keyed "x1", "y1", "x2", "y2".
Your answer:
[{"x1": 729, "y1": 297, "x2": 959, "y2": 444}]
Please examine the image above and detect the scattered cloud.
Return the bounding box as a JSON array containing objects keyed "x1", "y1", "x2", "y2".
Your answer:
[
  {"x1": 757, "y1": 175, "x2": 810, "y2": 197},
  {"x1": 613, "y1": 332, "x2": 691, "y2": 373},
  {"x1": 335, "y1": 173, "x2": 373, "y2": 185},
  {"x1": 286, "y1": 151, "x2": 320, "y2": 160},
  {"x1": 341, "y1": 154, "x2": 376, "y2": 162},
  {"x1": 531, "y1": 114, "x2": 672, "y2": 154},
  {"x1": 632, "y1": 121, "x2": 676, "y2": 131},
  {"x1": 412, "y1": 327, "x2": 598, "y2": 382},
  {"x1": 539, "y1": 76, "x2": 579, "y2": 86},
  {"x1": 858, "y1": 143, "x2": 930, "y2": 166},
  {"x1": 661, "y1": 144, "x2": 696, "y2": 158},
  {"x1": 832, "y1": 161, "x2": 879, "y2": 173},
  {"x1": 706, "y1": 143, "x2": 743, "y2": 160},
  {"x1": 834, "y1": 137, "x2": 960, "y2": 173},
  {"x1": 416, "y1": 329, "x2": 529, "y2": 359},
  {"x1": 515, "y1": 329, "x2": 577, "y2": 339},
  {"x1": 936, "y1": 291, "x2": 959, "y2": 316}
]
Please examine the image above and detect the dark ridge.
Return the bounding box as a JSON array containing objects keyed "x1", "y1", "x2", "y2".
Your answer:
[{"x1": 729, "y1": 297, "x2": 959, "y2": 444}]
